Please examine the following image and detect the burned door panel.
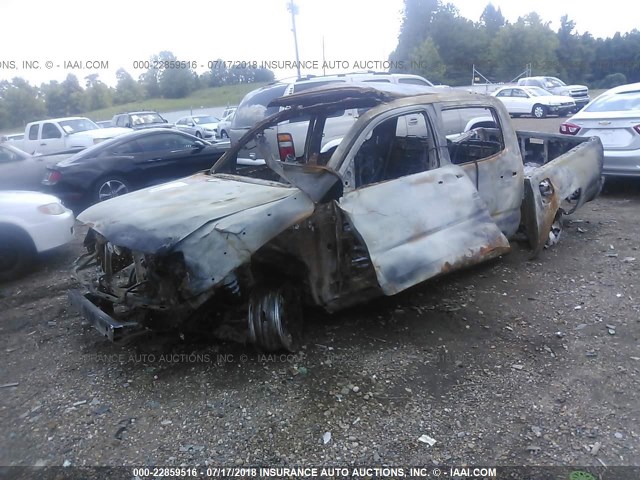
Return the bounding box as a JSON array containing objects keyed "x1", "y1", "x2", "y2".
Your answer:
[
  {"x1": 440, "y1": 105, "x2": 524, "y2": 239},
  {"x1": 338, "y1": 164, "x2": 511, "y2": 295}
]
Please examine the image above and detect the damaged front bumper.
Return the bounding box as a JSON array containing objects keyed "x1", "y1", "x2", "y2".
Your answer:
[{"x1": 68, "y1": 289, "x2": 140, "y2": 342}]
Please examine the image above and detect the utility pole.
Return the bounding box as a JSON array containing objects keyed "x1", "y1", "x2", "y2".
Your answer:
[
  {"x1": 287, "y1": 0, "x2": 301, "y2": 78},
  {"x1": 322, "y1": 36, "x2": 326, "y2": 76}
]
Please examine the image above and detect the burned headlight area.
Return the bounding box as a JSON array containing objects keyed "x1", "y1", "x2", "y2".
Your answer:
[{"x1": 74, "y1": 230, "x2": 189, "y2": 311}]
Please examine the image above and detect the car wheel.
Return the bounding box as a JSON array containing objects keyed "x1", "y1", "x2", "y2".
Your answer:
[
  {"x1": 248, "y1": 283, "x2": 303, "y2": 352},
  {"x1": 195, "y1": 131, "x2": 202, "y2": 138},
  {"x1": 220, "y1": 130, "x2": 228, "y2": 139},
  {"x1": 94, "y1": 176, "x2": 130, "y2": 203},
  {"x1": 532, "y1": 104, "x2": 547, "y2": 119},
  {"x1": 0, "y1": 226, "x2": 35, "y2": 282}
]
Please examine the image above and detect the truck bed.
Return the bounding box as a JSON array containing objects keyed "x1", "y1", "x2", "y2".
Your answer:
[{"x1": 516, "y1": 130, "x2": 604, "y2": 253}]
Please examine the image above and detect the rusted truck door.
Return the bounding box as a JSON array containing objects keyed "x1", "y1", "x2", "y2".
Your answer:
[{"x1": 337, "y1": 164, "x2": 510, "y2": 295}]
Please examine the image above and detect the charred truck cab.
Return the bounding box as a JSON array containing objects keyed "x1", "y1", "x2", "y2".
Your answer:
[{"x1": 70, "y1": 84, "x2": 604, "y2": 351}]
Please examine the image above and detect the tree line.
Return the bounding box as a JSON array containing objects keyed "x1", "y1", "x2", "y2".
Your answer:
[
  {"x1": 390, "y1": 0, "x2": 640, "y2": 88},
  {"x1": 0, "y1": 51, "x2": 274, "y2": 130}
]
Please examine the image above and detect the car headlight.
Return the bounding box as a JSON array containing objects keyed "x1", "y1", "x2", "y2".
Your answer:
[
  {"x1": 205, "y1": 128, "x2": 215, "y2": 132},
  {"x1": 38, "y1": 202, "x2": 66, "y2": 215}
]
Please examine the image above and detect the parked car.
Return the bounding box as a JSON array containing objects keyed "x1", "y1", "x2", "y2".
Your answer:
[
  {"x1": 175, "y1": 115, "x2": 220, "y2": 139},
  {"x1": 111, "y1": 111, "x2": 172, "y2": 130},
  {"x1": 42, "y1": 128, "x2": 228, "y2": 207},
  {"x1": 69, "y1": 83, "x2": 603, "y2": 350},
  {"x1": 518, "y1": 76, "x2": 590, "y2": 110},
  {"x1": 492, "y1": 86, "x2": 575, "y2": 118},
  {"x1": 560, "y1": 82, "x2": 640, "y2": 177},
  {"x1": 230, "y1": 73, "x2": 439, "y2": 163},
  {"x1": 0, "y1": 191, "x2": 75, "y2": 281},
  {"x1": 0, "y1": 143, "x2": 82, "y2": 190},
  {"x1": 216, "y1": 112, "x2": 234, "y2": 139},
  {"x1": 22, "y1": 117, "x2": 130, "y2": 155}
]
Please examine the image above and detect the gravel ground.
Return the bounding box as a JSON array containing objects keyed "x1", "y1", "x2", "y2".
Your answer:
[{"x1": 1, "y1": 116, "x2": 639, "y2": 473}]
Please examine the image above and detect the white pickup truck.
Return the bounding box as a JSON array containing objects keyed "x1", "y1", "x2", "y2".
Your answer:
[{"x1": 21, "y1": 117, "x2": 130, "y2": 155}]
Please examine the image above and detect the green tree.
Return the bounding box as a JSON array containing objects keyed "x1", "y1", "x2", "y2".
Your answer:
[
  {"x1": 41, "y1": 81, "x2": 66, "y2": 117},
  {"x1": 157, "y1": 51, "x2": 195, "y2": 99},
  {"x1": 139, "y1": 55, "x2": 161, "y2": 99},
  {"x1": 85, "y1": 74, "x2": 112, "y2": 110},
  {"x1": 61, "y1": 74, "x2": 86, "y2": 114},
  {"x1": 114, "y1": 68, "x2": 143, "y2": 104},
  {"x1": 389, "y1": 0, "x2": 440, "y2": 65},
  {"x1": 555, "y1": 15, "x2": 594, "y2": 83},
  {"x1": 480, "y1": 3, "x2": 505, "y2": 35},
  {"x1": 489, "y1": 13, "x2": 559, "y2": 80},
  {"x1": 1, "y1": 77, "x2": 46, "y2": 127},
  {"x1": 430, "y1": 5, "x2": 490, "y2": 84},
  {"x1": 409, "y1": 37, "x2": 445, "y2": 83}
]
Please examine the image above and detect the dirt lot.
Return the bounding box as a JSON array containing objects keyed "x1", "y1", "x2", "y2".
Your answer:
[{"x1": 1, "y1": 116, "x2": 639, "y2": 474}]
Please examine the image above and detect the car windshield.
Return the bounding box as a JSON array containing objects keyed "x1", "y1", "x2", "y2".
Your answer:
[
  {"x1": 525, "y1": 87, "x2": 553, "y2": 97},
  {"x1": 59, "y1": 118, "x2": 100, "y2": 134},
  {"x1": 130, "y1": 113, "x2": 164, "y2": 125},
  {"x1": 544, "y1": 77, "x2": 566, "y2": 88},
  {"x1": 194, "y1": 115, "x2": 219, "y2": 124},
  {"x1": 584, "y1": 90, "x2": 640, "y2": 112}
]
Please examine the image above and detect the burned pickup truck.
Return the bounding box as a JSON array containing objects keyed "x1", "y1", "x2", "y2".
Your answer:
[{"x1": 70, "y1": 84, "x2": 603, "y2": 351}]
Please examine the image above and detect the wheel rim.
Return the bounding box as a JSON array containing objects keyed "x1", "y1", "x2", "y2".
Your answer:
[
  {"x1": 221, "y1": 131, "x2": 228, "y2": 138},
  {"x1": 534, "y1": 106, "x2": 544, "y2": 118},
  {"x1": 248, "y1": 286, "x2": 301, "y2": 351},
  {"x1": 196, "y1": 131, "x2": 202, "y2": 138},
  {"x1": 98, "y1": 180, "x2": 128, "y2": 201}
]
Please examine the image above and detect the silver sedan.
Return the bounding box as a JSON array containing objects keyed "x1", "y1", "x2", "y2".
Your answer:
[
  {"x1": 560, "y1": 82, "x2": 640, "y2": 177},
  {"x1": 174, "y1": 115, "x2": 220, "y2": 139}
]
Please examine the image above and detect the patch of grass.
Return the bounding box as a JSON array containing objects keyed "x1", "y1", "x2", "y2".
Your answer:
[{"x1": 86, "y1": 83, "x2": 267, "y2": 121}]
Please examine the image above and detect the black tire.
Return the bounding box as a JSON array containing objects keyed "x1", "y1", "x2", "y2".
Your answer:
[
  {"x1": 0, "y1": 226, "x2": 36, "y2": 282},
  {"x1": 220, "y1": 130, "x2": 228, "y2": 139},
  {"x1": 195, "y1": 131, "x2": 202, "y2": 138},
  {"x1": 532, "y1": 104, "x2": 547, "y2": 119},
  {"x1": 247, "y1": 283, "x2": 303, "y2": 352},
  {"x1": 93, "y1": 176, "x2": 130, "y2": 203}
]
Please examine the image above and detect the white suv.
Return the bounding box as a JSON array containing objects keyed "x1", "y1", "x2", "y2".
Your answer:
[{"x1": 229, "y1": 73, "x2": 439, "y2": 162}]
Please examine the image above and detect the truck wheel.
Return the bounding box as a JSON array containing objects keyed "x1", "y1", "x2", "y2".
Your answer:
[
  {"x1": 94, "y1": 176, "x2": 130, "y2": 203},
  {"x1": 248, "y1": 283, "x2": 303, "y2": 352},
  {"x1": 0, "y1": 226, "x2": 35, "y2": 282},
  {"x1": 545, "y1": 211, "x2": 563, "y2": 249},
  {"x1": 532, "y1": 104, "x2": 547, "y2": 119}
]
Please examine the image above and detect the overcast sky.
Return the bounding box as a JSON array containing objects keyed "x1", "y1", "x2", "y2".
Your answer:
[{"x1": 0, "y1": 0, "x2": 636, "y2": 87}]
